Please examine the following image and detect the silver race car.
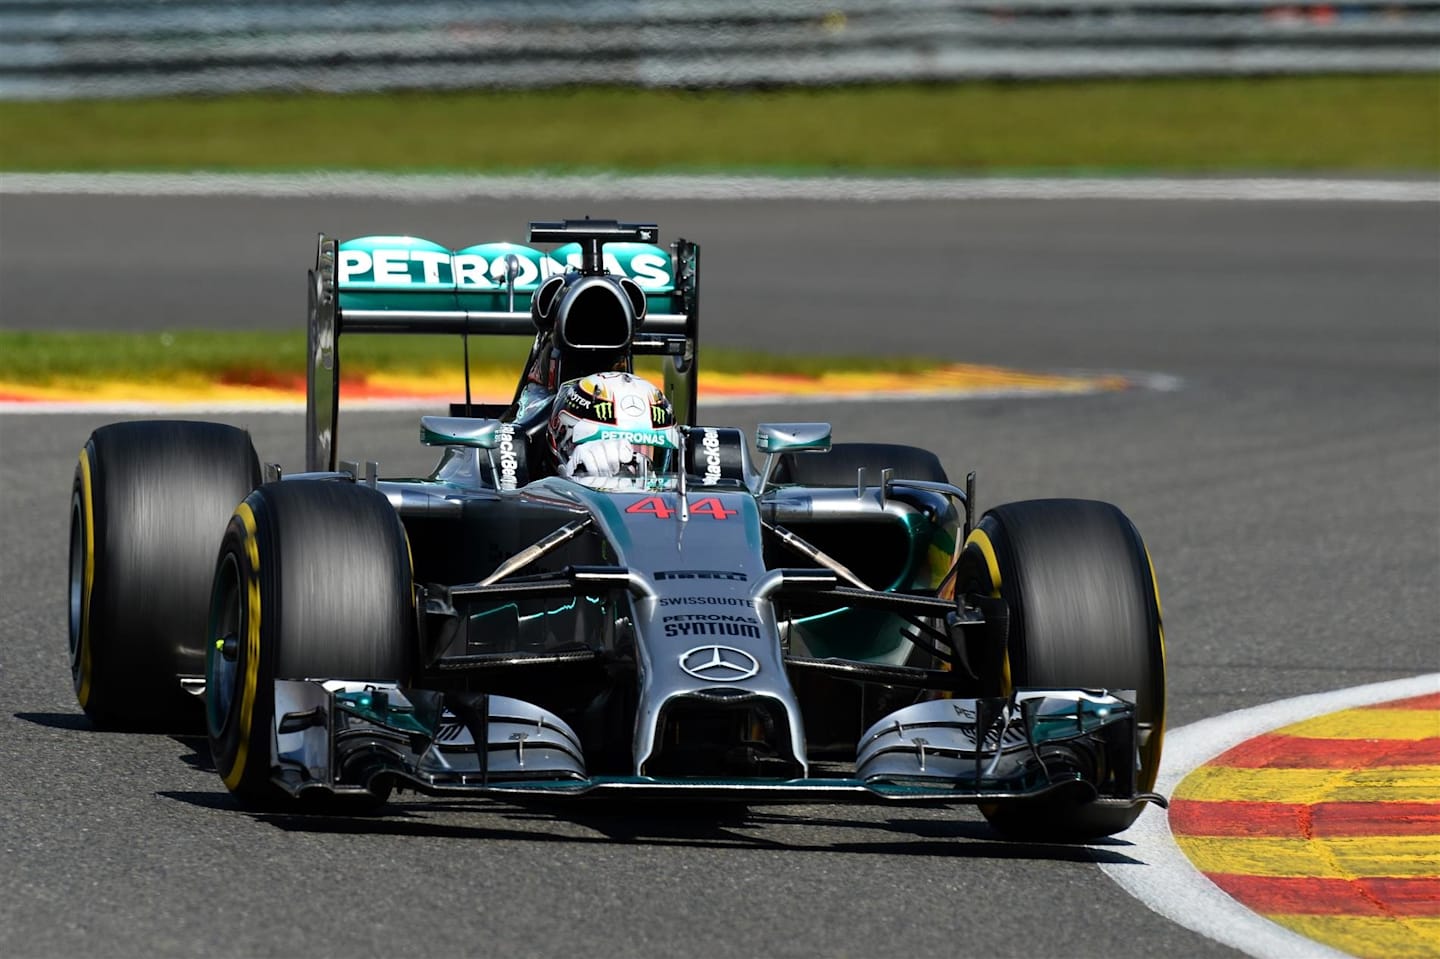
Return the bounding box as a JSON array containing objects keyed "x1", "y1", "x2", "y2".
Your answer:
[{"x1": 69, "y1": 219, "x2": 1166, "y2": 839}]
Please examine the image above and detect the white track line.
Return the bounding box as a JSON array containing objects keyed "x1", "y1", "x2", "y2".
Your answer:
[
  {"x1": 2, "y1": 172, "x2": 1436, "y2": 203},
  {"x1": 1098, "y1": 672, "x2": 1440, "y2": 959}
]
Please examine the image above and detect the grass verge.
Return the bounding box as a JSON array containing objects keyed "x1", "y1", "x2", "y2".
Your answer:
[
  {"x1": 1, "y1": 76, "x2": 1436, "y2": 174},
  {"x1": 0, "y1": 330, "x2": 950, "y2": 387}
]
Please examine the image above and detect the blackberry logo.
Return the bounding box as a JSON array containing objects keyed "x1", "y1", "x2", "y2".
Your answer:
[
  {"x1": 496, "y1": 423, "x2": 519, "y2": 491},
  {"x1": 701, "y1": 428, "x2": 722, "y2": 485}
]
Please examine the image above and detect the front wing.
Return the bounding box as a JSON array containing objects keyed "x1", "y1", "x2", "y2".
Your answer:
[{"x1": 266, "y1": 680, "x2": 1164, "y2": 814}]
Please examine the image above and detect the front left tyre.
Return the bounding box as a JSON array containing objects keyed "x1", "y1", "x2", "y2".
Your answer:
[
  {"x1": 957, "y1": 498, "x2": 1166, "y2": 840},
  {"x1": 70, "y1": 421, "x2": 260, "y2": 729},
  {"x1": 206, "y1": 480, "x2": 417, "y2": 807}
]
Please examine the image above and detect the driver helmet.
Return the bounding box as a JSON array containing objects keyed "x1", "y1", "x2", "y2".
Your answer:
[{"x1": 550, "y1": 371, "x2": 679, "y2": 478}]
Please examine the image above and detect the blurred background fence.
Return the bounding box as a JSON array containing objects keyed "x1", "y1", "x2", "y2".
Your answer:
[{"x1": 3, "y1": 0, "x2": 1438, "y2": 99}]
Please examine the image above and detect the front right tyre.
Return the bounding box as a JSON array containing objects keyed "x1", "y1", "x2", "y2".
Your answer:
[{"x1": 206, "y1": 480, "x2": 417, "y2": 807}]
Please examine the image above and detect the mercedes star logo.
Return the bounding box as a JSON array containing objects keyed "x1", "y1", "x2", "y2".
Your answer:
[
  {"x1": 619, "y1": 394, "x2": 646, "y2": 417},
  {"x1": 678, "y1": 645, "x2": 760, "y2": 682}
]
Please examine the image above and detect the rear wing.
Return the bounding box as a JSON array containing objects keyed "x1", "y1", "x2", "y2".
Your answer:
[{"x1": 306, "y1": 221, "x2": 700, "y2": 471}]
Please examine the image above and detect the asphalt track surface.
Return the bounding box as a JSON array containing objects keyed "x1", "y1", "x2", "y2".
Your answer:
[{"x1": 1, "y1": 192, "x2": 1436, "y2": 958}]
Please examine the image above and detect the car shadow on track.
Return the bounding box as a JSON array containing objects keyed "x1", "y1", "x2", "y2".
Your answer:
[
  {"x1": 20, "y1": 713, "x2": 1144, "y2": 863},
  {"x1": 16, "y1": 711, "x2": 207, "y2": 738},
  {"x1": 154, "y1": 789, "x2": 1143, "y2": 864},
  {"x1": 15, "y1": 711, "x2": 97, "y2": 731}
]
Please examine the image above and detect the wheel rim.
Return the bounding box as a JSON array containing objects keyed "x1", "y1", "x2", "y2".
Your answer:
[
  {"x1": 68, "y1": 493, "x2": 85, "y2": 673},
  {"x1": 207, "y1": 553, "x2": 243, "y2": 733}
]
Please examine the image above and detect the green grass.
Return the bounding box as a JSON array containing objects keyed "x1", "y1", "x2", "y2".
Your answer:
[
  {"x1": 0, "y1": 331, "x2": 949, "y2": 385},
  {"x1": 2, "y1": 75, "x2": 1436, "y2": 174}
]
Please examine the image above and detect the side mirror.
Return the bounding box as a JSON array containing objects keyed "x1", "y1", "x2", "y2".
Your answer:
[
  {"x1": 755, "y1": 423, "x2": 831, "y2": 491},
  {"x1": 756, "y1": 422, "x2": 832, "y2": 454},
  {"x1": 420, "y1": 416, "x2": 501, "y2": 449}
]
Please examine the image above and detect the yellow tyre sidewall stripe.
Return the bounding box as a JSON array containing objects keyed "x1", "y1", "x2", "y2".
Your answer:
[
  {"x1": 962, "y1": 527, "x2": 1012, "y2": 693},
  {"x1": 1143, "y1": 544, "x2": 1168, "y2": 785},
  {"x1": 964, "y1": 527, "x2": 1003, "y2": 599},
  {"x1": 222, "y1": 501, "x2": 263, "y2": 791},
  {"x1": 75, "y1": 449, "x2": 96, "y2": 707}
]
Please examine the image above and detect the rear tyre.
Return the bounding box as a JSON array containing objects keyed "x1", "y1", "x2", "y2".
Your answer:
[
  {"x1": 775, "y1": 443, "x2": 947, "y2": 486},
  {"x1": 956, "y1": 499, "x2": 1166, "y2": 840},
  {"x1": 69, "y1": 421, "x2": 260, "y2": 729},
  {"x1": 206, "y1": 481, "x2": 416, "y2": 808}
]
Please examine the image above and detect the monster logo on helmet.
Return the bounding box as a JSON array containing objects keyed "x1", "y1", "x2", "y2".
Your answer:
[{"x1": 578, "y1": 374, "x2": 618, "y2": 424}]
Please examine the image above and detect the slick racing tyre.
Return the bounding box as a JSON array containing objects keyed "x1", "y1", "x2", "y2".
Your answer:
[
  {"x1": 206, "y1": 480, "x2": 416, "y2": 808},
  {"x1": 956, "y1": 499, "x2": 1166, "y2": 840},
  {"x1": 70, "y1": 421, "x2": 260, "y2": 729},
  {"x1": 775, "y1": 443, "x2": 947, "y2": 486}
]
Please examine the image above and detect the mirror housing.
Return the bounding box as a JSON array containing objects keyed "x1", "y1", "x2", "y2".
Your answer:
[
  {"x1": 755, "y1": 423, "x2": 832, "y2": 492},
  {"x1": 420, "y1": 416, "x2": 501, "y2": 449},
  {"x1": 756, "y1": 422, "x2": 832, "y2": 454}
]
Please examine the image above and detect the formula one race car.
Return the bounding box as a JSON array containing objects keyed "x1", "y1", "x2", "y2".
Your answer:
[{"x1": 68, "y1": 219, "x2": 1167, "y2": 839}]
